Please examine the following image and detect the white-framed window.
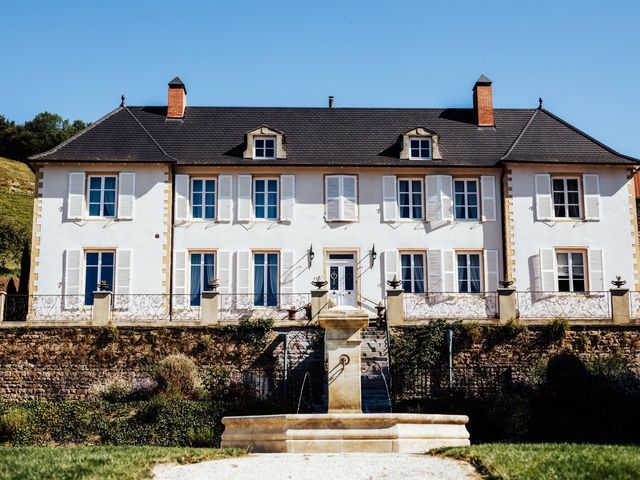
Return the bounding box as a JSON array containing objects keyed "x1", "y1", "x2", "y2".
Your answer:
[
  {"x1": 254, "y1": 178, "x2": 279, "y2": 220},
  {"x1": 189, "y1": 252, "x2": 216, "y2": 306},
  {"x1": 552, "y1": 177, "x2": 581, "y2": 219},
  {"x1": 325, "y1": 175, "x2": 358, "y2": 221},
  {"x1": 253, "y1": 137, "x2": 276, "y2": 159},
  {"x1": 400, "y1": 252, "x2": 426, "y2": 293},
  {"x1": 84, "y1": 251, "x2": 115, "y2": 305},
  {"x1": 457, "y1": 252, "x2": 482, "y2": 293},
  {"x1": 87, "y1": 175, "x2": 117, "y2": 217},
  {"x1": 409, "y1": 138, "x2": 432, "y2": 160},
  {"x1": 556, "y1": 251, "x2": 586, "y2": 292},
  {"x1": 191, "y1": 178, "x2": 216, "y2": 220},
  {"x1": 398, "y1": 179, "x2": 423, "y2": 219},
  {"x1": 254, "y1": 252, "x2": 279, "y2": 306},
  {"x1": 454, "y1": 179, "x2": 479, "y2": 220}
]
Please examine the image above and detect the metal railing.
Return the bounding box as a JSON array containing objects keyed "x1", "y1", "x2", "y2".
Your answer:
[
  {"x1": 3, "y1": 294, "x2": 92, "y2": 322},
  {"x1": 516, "y1": 291, "x2": 611, "y2": 319},
  {"x1": 218, "y1": 293, "x2": 311, "y2": 322},
  {"x1": 403, "y1": 292, "x2": 499, "y2": 320}
]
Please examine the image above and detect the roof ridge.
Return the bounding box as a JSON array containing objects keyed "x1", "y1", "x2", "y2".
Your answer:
[
  {"x1": 500, "y1": 109, "x2": 539, "y2": 160},
  {"x1": 29, "y1": 106, "x2": 123, "y2": 161},
  {"x1": 124, "y1": 107, "x2": 178, "y2": 162}
]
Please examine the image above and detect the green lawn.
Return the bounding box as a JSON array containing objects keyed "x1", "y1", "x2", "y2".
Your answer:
[
  {"x1": 438, "y1": 443, "x2": 640, "y2": 480},
  {"x1": 0, "y1": 446, "x2": 243, "y2": 480}
]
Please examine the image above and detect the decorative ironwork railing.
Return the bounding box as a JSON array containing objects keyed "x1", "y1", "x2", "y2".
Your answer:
[
  {"x1": 629, "y1": 291, "x2": 640, "y2": 320},
  {"x1": 516, "y1": 291, "x2": 611, "y2": 319},
  {"x1": 3, "y1": 295, "x2": 92, "y2": 322},
  {"x1": 403, "y1": 292, "x2": 499, "y2": 320},
  {"x1": 110, "y1": 294, "x2": 201, "y2": 322},
  {"x1": 218, "y1": 293, "x2": 311, "y2": 322}
]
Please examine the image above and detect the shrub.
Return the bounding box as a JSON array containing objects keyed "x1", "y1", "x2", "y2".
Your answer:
[
  {"x1": 155, "y1": 354, "x2": 199, "y2": 399},
  {"x1": 90, "y1": 377, "x2": 133, "y2": 403},
  {"x1": 203, "y1": 364, "x2": 233, "y2": 400},
  {"x1": 546, "y1": 317, "x2": 569, "y2": 343},
  {"x1": 0, "y1": 407, "x2": 32, "y2": 445}
]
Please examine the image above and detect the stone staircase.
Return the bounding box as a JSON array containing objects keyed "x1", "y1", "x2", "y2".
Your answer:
[{"x1": 361, "y1": 322, "x2": 392, "y2": 413}]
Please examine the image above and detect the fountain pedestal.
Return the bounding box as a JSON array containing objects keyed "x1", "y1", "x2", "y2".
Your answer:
[{"x1": 221, "y1": 306, "x2": 471, "y2": 453}]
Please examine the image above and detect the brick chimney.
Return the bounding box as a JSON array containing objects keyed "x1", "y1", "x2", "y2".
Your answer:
[
  {"x1": 167, "y1": 76, "x2": 187, "y2": 118},
  {"x1": 473, "y1": 74, "x2": 494, "y2": 127}
]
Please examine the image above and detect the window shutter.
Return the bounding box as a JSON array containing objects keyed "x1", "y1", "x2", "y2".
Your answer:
[
  {"x1": 173, "y1": 251, "x2": 188, "y2": 298},
  {"x1": 382, "y1": 175, "x2": 397, "y2": 222},
  {"x1": 117, "y1": 172, "x2": 135, "y2": 219},
  {"x1": 441, "y1": 175, "x2": 454, "y2": 221},
  {"x1": 325, "y1": 176, "x2": 340, "y2": 221},
  {"x1": 427, "y1": 250, "x2": 442, "y2": 293},
  {"x1": 342, "y1": 176, "x2": 357, "y2": 221},
  {"x1": 237, "y1": 175, "x2": 252, "y2": 221},
  {"x1": 115, "y1": 250, "x2": 132, "y2": 307},
  {"x1": 425, "y1": 175, "x2": 442, "y2": 222},
  {"x1": 217, "y1": 175, "x2": 232, "y2": 222},
  {"x1": 481, "y1": 175, "x2": 497, "y2": 222},
  {"x1": 484, "y1": 249, "x2": 499, "y2": 292},
  {"x1": 588, "y1": 248, "x2": 604, "y2": 291},
  {"x1": 64, "y1": 249, "x2": 82, "y2": 308},
  {"x1": 280, "y1": 175, "x2": 295, "y2": 221},
  {"x1": 442, "y1": 250, "x2": 456, "y2": 292},
  {"x1": 539, "y1": 248, "x2": 556, "y2": 291},
  {"x1": 217, "y1": 250, "x2": 231, "y2": 308},
  {"x1": 384, "y1": 250, "x2": 398, "y2": 284},
  {"x1": 534, "y1": 174, "x2": 553, "y2": 221},
  {"x1": 583, "y1": 174, "x2": 601, "y2": 221},
  {"x1": 67, "y1": 172, "x2": 85, "y2": 220},
  {"x1": 280, "y1": 250, "x2": 295, "y2": 298},
  {"x1": 236, "y1": 251, "x2": 250, "y2": 295},
  {"x1": 174, "y1": 174, "x2": 190, "y2": 221}
]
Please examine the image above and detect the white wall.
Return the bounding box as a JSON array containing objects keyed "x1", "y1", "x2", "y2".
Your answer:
[
  {"x1": 34, "y1": 164, "x2": 169, "y2": 295},
  {"x1": 509, "y1": 164, "x2": 636, "y2": 291},
  {"x1": 173, "y1": 167, "x2": 504, "y2": 311}
]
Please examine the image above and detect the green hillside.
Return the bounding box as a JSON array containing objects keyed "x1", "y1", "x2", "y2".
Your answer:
[{"x1": 0, "y1": 156, "x2": 34, "y2": 273}]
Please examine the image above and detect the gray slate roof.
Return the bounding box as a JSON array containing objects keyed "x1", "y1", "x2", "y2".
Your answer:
[{"x1": 30, "y1": 105, "x2": 637, "y2": 167}]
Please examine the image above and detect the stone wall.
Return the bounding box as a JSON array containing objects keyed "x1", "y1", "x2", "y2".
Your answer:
[{"x1": 0, "y1": 326, "x2": 322, "y2": 402}]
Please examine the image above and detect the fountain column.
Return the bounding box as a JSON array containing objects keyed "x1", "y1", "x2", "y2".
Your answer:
[{"x1": 318, "y1": 307, "x2": 369, "y2": 414}]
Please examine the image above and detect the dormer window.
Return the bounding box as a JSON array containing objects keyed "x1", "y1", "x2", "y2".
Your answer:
[
  {"x1": 410, "y1": 138, "x2": 432, "y2": 160},
  {"x1": 254, "y1": 137, "x2": 276, "y2": 159},
  {"x1": 400, "y1": 127, "x2": 442, "y2": 160}
]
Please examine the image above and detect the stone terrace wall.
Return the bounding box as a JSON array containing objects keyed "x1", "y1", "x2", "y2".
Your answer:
[{"x1": 0, "y1": 326, "x2": 322, "y2": 402}]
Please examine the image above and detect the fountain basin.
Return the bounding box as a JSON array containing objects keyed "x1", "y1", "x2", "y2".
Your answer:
[{"x1": 221, "y1": 413, "x2": 470, "y2": 453}]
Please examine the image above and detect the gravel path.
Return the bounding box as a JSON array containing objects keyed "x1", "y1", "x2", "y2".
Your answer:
[{"x1": 153, "y1": 453, "x2": 479, "y2": 480}]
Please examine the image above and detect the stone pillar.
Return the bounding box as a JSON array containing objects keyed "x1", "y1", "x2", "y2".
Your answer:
[
  {"x1": 201, "y1": 291, "x2": 220, "y2": 325},
  {"x1": 92, "y1": 291, "x2": 112, "y2": 325},
  {"x1": 319, "y1": 307, "x2": 369, "y2": 414},
  {"x1": 498, "y1": 288, "x2": 516, "y2": 323},
  {"x1": 311, "y1": 289, "x2": 329, "y2": 321},
  {"x1": 610, "y1": 288, "x2": 630, "y2": 324},
  {"x1": 386, "y1": 288, "x2": 404, "y2": 326},
  {"x1": 0, "y1": 292, "x2": 6, "y2": 322}
]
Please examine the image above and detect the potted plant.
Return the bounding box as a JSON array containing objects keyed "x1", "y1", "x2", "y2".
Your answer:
[
  {"x1": 287, "y1": 305, "x2": 298, "y2": 320},
  {"x1": 311, "y1": 275, "x2": 328, "y2": 289},
  {"x1": 208, "y1": 278, "x2": 220, "y2": 291},
  {"x1": 98, "y1": 280, "x2": 110, "y2": 291},
  {"x1": 386, "y1": 275, "x2": 401, "y2": 289},
  {"x1": 376, "y1": 301, "x2": 386, "y2": 318}
]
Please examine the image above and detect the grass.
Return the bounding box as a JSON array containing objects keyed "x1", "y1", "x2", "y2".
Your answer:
[
  {"x1": 0, "y1": 446, "x2": 243, "y2": 480},
  {"x1": 437, "y1": 443, "x2": 640, "y2": 480}
]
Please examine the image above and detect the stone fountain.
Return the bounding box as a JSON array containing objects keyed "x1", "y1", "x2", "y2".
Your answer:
[{"x1": 221, "y1": 306, "x2": 470, "y2": 453}]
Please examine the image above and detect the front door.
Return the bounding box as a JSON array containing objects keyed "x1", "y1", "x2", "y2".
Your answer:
[{"x1": 328, "y1": 253, "x2": 356, "y2": 307}]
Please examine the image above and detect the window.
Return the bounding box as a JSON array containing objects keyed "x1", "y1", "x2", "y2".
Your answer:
[
  {"x1": 189, "y1": 252, "x2": 215, "y2": 306},
  {"x1": 552, "y1": 177, "x2": 581, "y2": 218},
  {"x1": 253, "y1": 137, "x2": 276, "y2": 159},
  {"x1": 454, "y1": 179, "x2": 479, "y2": 220},
  {"x1": 191, "y1": 179, "x2": 216, "y2": 220},
  {"x1": 254, "y1": 178, "x2": 279, "y2": 220},
  {"x1": 398, "y1": 179, "x2": 423, "y2": 219},
  {"x1": 84, "y1": 251, "x2": 114, "y2": 305},
  {"x1": 401, "y1": 253, "x2": 425, "y2": 293},
  {"x1": 254, "y1": 253, "x2": 278, "y2": 307},
  {"x1": 556, "y1": 251, "x2": 585, "y2": 292},
  {"x1": 457, "y1": 253, "x2": 482, "y2": 293},
  {"x1": 409, "y1": 138, "x2": 432, "y2": 160},
  {"x1": 88, "y1": 176, "x2": 117, "y2": 217}
]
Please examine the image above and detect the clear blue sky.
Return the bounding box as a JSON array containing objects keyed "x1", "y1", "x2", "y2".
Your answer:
[{"x1": 3, "y1": 0, "x2": 639, "y2": 157}]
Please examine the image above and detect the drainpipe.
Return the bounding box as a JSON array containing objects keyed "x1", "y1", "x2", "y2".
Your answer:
[
  {"x1": 499, "y1": 164, "x2": 509, "y2": 282},
  {"x1": 447, "y1": 328, "x2": 453, "y2": 386},
  {"x1": 169, "y1": 162, "x2": 175, "y2": 321}
]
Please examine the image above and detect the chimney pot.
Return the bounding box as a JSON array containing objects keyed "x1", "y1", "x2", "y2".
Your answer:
[
  {"x1": 473, "y1": 75, "x2": 494, "y2": 127},
  {"x1": 328, "y1": 96, "x2": 334, "y2": 109},
  {"x1": 167, "y1": 76, "x2": 187, "y2": 118}
]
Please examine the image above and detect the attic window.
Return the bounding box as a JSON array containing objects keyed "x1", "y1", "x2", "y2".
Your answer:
[
  {"x1": 254, "y1": 137, "x2": 276, "y2": 159},
  {"x1": 410, "y1": 138, "x2": 432, "y2": 160}
]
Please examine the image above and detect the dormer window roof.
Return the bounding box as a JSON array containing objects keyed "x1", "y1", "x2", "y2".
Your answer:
[
  {"x1": 400, "y1": 127, "x2": 443, "y2": 160},
  {"x1": 243, "y1": 126, "x2": 286, "y2": 160}
]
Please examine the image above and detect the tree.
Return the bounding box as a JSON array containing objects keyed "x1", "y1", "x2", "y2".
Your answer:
[{"x1": 0, "y1": 217, "x2": 29, "y2": 268}]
